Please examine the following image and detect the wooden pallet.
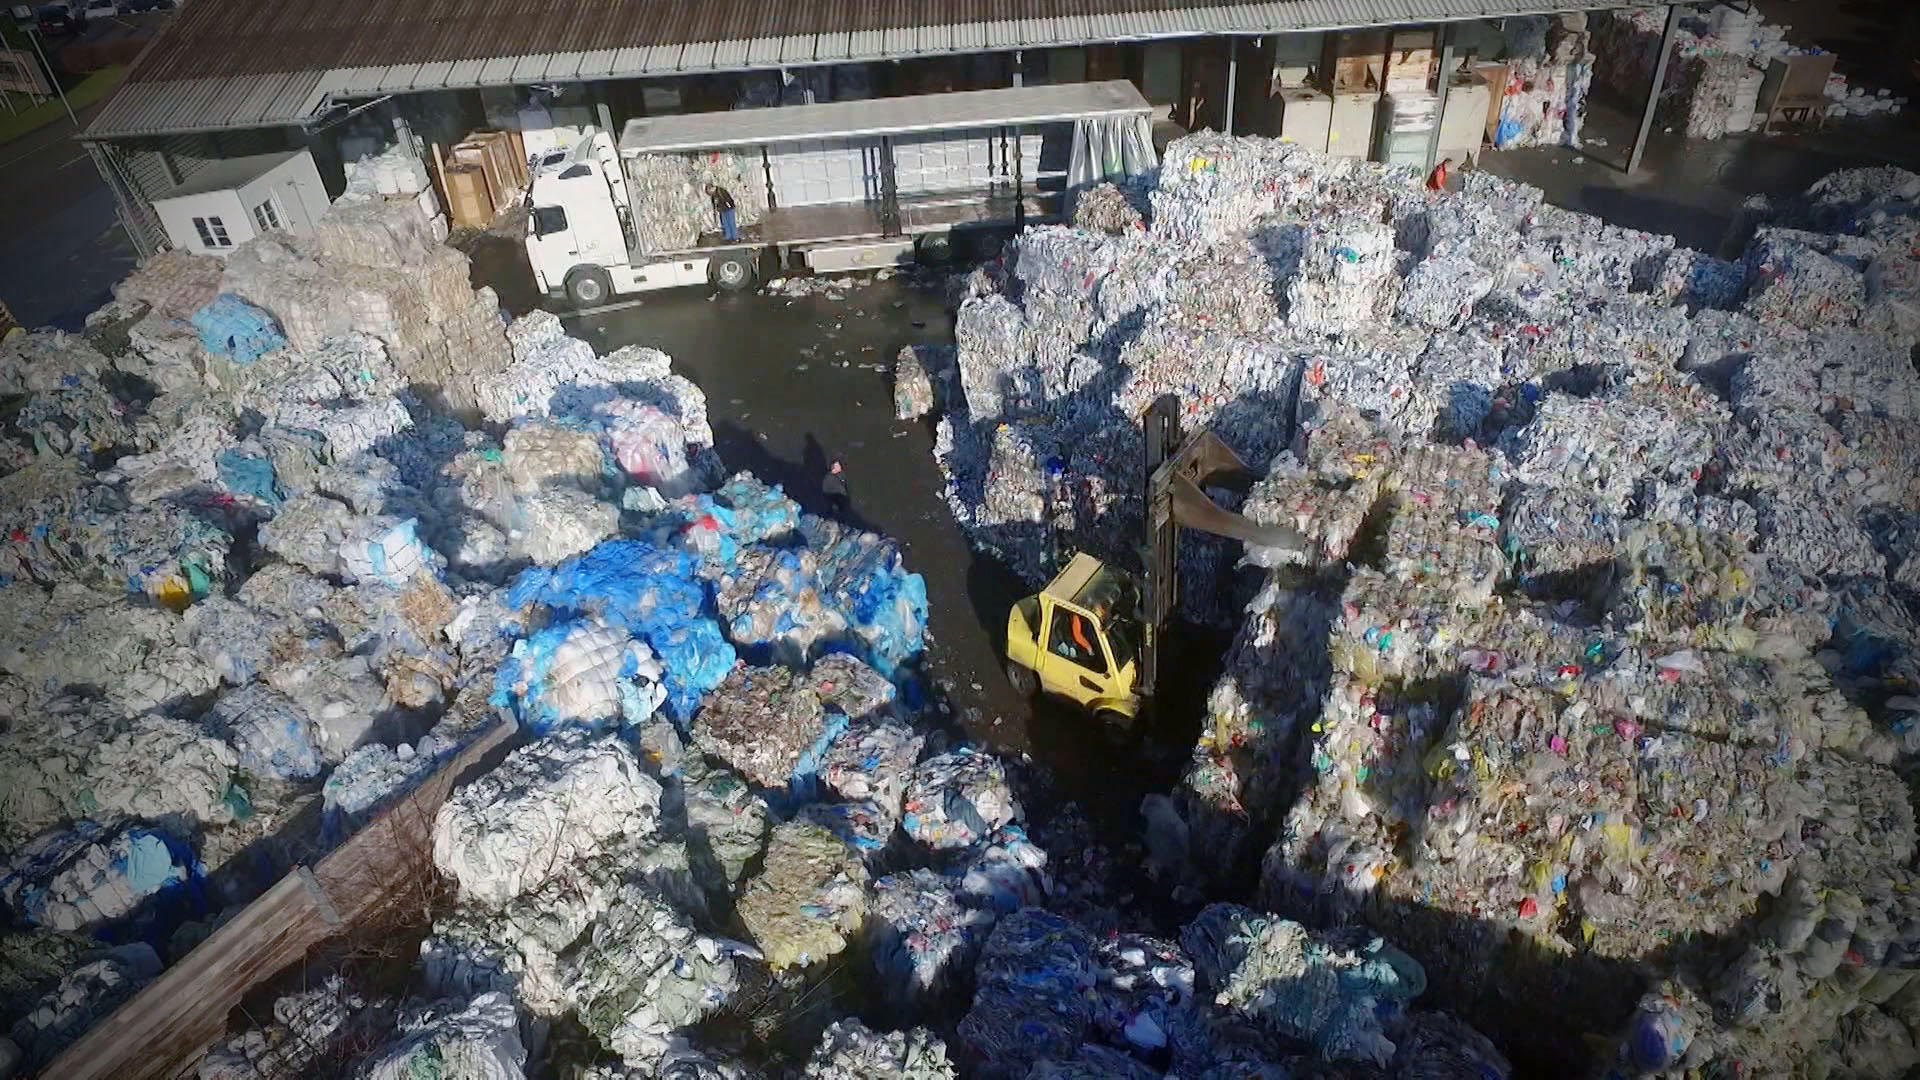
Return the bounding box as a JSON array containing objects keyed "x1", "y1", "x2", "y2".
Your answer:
[{"x1": 39, "y1": 717, "x2": 515, "y2": 1080}]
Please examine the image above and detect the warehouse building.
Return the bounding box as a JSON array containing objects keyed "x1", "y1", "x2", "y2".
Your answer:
[{"x1": 80, "y1": 0, "x2": 1662, "y2": 258}]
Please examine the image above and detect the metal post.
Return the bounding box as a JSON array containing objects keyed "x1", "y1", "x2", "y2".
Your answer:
[
  {"x1": 1224, "y1": 37, "x2": 1238, "y2": 135},
  {"x1": 1013, "y1": 124, "x2": 1024, "y2": 230},
  {"x1": 1013, "y1": 49, "x2": 1023, "y2": 88},
  {"x1": 760, "y1": 146, "x2": 777, "y2": 210},
  {"x1": 1628, "y1": 3, "x2": 1683, "y2": 175},
  {"x1": 1425, "y1": 24, "x2": 1455, "y2": 172},
  {"x1": 878, "y1": 135, "x2": 901, "y2": 236},
  {"x1": 24, "y1": 27, "x2": 76, "y2": 128}
]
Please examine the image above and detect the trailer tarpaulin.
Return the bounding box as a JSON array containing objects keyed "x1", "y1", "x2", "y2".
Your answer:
[{"x1": 1067, "y1": 115, "x2": 1156, "y2": 193}]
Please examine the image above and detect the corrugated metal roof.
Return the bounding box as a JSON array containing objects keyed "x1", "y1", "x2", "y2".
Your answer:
[
  {"x1": 618, "y1": 79, "x2": 1151, "y2": 153},
  {"x1": 86, "y1": 0, "x2": 1659, "y2": 140}
]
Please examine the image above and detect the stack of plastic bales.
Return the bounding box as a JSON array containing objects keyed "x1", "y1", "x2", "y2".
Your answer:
[{"x1": 623, "y1": 151, "x2": 767, "y2": 254}]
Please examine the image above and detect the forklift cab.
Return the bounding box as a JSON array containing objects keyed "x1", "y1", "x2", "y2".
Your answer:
[{"x1": 1005, "y1": 553, "x2": 1143, "y2": 724}]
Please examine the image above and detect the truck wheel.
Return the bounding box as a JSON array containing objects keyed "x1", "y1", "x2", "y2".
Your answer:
[
  {"x1": 1005, "y1": 661, "x2": 1038, "y2": 698},
  {"x1": 914, "y1": 231, "x2": 954, "y2": 266},
  {"x1": 1098, "y1": 709, "x2": 1135, "y2": 744},
  {"x1": 709, "y1": 250, "x2": 757, "y2": 291},
  {"x1": 564, "y1": 267, "x2": 613, "y2": 308}
]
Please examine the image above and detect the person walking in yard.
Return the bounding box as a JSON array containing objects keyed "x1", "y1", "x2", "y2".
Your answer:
[
  {"x1": 822, "y1": 460, "x2": 850, "y2": 518},
  {"x1": 707, "y1": 184, "x2": 739, "y2": 242}
]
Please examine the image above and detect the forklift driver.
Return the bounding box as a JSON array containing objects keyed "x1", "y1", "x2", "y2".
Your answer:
[{"x1": 1055, "y1": 610, "x2": 1096, "y2": 666}]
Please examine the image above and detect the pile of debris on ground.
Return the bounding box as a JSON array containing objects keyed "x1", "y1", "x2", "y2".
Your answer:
[
  {"x1": 0, "y1": 189, "x2": 1520, "y2": 1079},
  {"x1": 927, "y1": 131, "x2": 1920, "y2": 1075}
]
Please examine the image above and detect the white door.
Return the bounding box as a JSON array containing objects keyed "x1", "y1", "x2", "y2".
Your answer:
[{"x1": 766, "y1": 138, "x2": 877, "y2": 207}]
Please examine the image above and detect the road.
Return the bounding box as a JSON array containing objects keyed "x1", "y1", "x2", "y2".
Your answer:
[{"x1": 0, "y1": 96, "x2": 135, "y2": 330}]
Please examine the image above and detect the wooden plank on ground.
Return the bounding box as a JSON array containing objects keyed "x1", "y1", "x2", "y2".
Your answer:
[{"x1": 39, "y1": 718, "x2": 514, "y2": 1080}]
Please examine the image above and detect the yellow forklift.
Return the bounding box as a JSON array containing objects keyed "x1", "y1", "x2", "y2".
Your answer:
[{"x1": 1003, "y1": 394, "x2": 1306, "y2": 730}]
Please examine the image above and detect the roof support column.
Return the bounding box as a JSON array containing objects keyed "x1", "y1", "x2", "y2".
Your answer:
[
  {"x1": 1224, "y1": 37, "x2": 1238, "y2": 136},
  {"x1": 1013, "y1": 50, "x2": 1023, "y2": 89},
  {"x1": 1628, "y1": 2, "x2": 1682, "y2": 175},
  {"x1": 1425, "y1": 23, "x2": 1455, "y2": 171}
]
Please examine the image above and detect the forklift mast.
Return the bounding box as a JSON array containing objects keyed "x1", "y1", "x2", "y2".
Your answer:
[{"x1": 1138, "y1": 394, "x2": 1307, "y2": 698}]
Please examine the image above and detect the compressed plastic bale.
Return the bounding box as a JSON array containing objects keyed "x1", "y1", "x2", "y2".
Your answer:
[
  {"x1": 893, "y1": 345, "x2": 937, "y2": 420},
  {"x1": 1296, "y1": 326, "x2": 1428, "y2": 432},
  {"x1": 1378, "y1": 442, "x2": 1506, "y2": 597},
  {"x1": 257, "y1": 493, "x2": 358, "y2": 576},
  {"x1": 800, "y1": 516, "x2": 929, "y2": 680},
  {"x1": 0, "y1": 460, "x2": 234, "y2": 600},
  {"x1": 1611, "y1": 522, "x2": 1835, "y2": 655},
  {"x1": 195, "y1": 975, "x2": 389, "y2": 1080},
  {"x1": 0, "y1": 582, "x2": 220, "y2": 717},
  {"x1": 1281, "y1": 219, "x2": 1401, "y2": 335},
  {"x1": 602, "y1": 402, "x2": 692, "y2": 495},
  {"x1": 511, "y1": 487, "x2": 620, "y2": 566},
  {"x1": 202, "y1": 684, "x2": 325, "y2": 784},
  {"x1": 803, "y1": 1018, "x2": 955, "y2": 1079},
  {"x1": 795, "y1": 801, "x2": 897, "y2": 862},
  {"x1": 336, "y1": 516, "x2": 442, "y2": 587},
  {"x1": 0, "y1": 695, "x2": 121, "y2": 849},
  {"x1": 1390, "y1": 1011, "x2": 1512, "y2": 1080},
  {"x1": 865, "y1": 869, "x2": 997, "y2": 1010},
  {"x1": 1754, "y1": 493, "x2": 1885, "y2": 581},
  {"x1": 711, "y1": 546, "x2": 846, "y2": 665},
  {"x1": 1654, "y1": 247, "x2": 1747, "y2": 311},
  {"x1": 1088, "y1": 932, "x2": 1193, "y2": 1056},
  {"x1": 321, "y1": 742, "x2": 435, "y2": 838},
  {"x1": 491, "y1": 615, "x2": 667, "y2": 736},
  {"x1": 1743, "y1": 229, "x2": 1868, "y2": 329},
  {"x1": 807, "y1": 653, "x2": 897, "y2": 724},
  {"x1": 820, "y1": 718, "x2": 922, "y2": 814},
  {"x1": 957, "y1": 910, "x2": 1097, "y2": 1078},
  {"x1": 902, "y1": 748, "x2": 1019, "y2": 852},
  {"x1": 85, "y1": 715, "x2": 238, "y2": 829},
  {"x1": 1, "y1": 822, "x2": 201, "y2": 936},
  {"x1": 1501, "y1": 392, "x2": 1720, "y2": 514},
  {"x1": 475, "y1": 329, "x2": 678, "y2": 426},
  {"x1": 359, "y1": 992, "x2": 526, "y2": 1080},
  {"x1": 114, "y1": 249, "x2": 222, "y2": 321},
  {"x1": 503, "y1": 421, "x2": 606, "y2": 495},
  {"x1": 735, "y1": 821, "x2": 870, "y2": 969},
  {"x1": 955, "y1": 824, "x2": 1049, "y2": 913},
  {"x1": 189, "y1": 294, "x2": 286, "y2": 366},
  {"x1": 432, "y1": 732, "x2": 663, "y2": 907},
  {"x1": 676, "y1": 756, "x2": 772, "y2": 896},
  {"x1": 1181, "y1": 903, "x2": 1425, "y2": 1066},
  {"x1": 507, "y1": 539, "x2": 735, "y2": 723},
  {"x1": 952, "y1": 295, "x2": 1029, "y2": 421},
  {"x1": 7, "y1": 943, "x2": 161, "y2": 1070},
  {"x1": 1396, "y1": 253, "x2": 1495, "y2": 331},
  {"x1": 691, "y1": 665, "x2": 827, "y2": 789}
]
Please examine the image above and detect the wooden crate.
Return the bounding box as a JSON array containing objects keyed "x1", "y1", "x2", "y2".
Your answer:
[
  {"x1": 1323, "y1": 29, "x2": 1388, "y2": 93},
  {"x1": 1384, "y1": 28, "x2": 1436, "y2": 93},
  {"x1": 1473, "y1": 62, "x2": 1511, "y2": 147},
  {"x1": 443, "y1": 164, "x2": 496, "y2": 228}
]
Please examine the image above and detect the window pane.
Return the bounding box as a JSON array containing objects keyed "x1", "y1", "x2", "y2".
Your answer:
[
  {"x1": 193, "y1": 217, "x2": 214, "y2": 247},
  {"x1": 208, "y1": 216, "x2": 230, "y2": 247},
  {"x1": 532, "y1": 206, "x2": 568, "y2": 236},
  {"x1": 1046, "y1": 607, "x2": 1104, "y2": 674}
]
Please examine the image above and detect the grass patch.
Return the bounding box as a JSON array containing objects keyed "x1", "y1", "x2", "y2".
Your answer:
[{"x1": 0, "y1": 64, "x2": 126, "y2": 145}]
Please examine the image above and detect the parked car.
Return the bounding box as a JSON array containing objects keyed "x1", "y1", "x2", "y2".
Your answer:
[
  {"x1": 11, "y1": 5, "x2": 36, "y2": 29},
  {"x1": 118, "y1": 0, "x2": 171, "y2": 11},
  {"x1": 81, "y1": 0, "x2": 115, "y2": 17},
  {"x1": 35, "y1": 2, "x2": 85, "y2": 33}
]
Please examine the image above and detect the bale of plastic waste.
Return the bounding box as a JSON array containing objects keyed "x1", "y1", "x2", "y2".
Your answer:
[
  {"x1": 195, "y1": 975, "x2": 390, "y2": 1080},
  {"x1": 1028, "y1": 1043, "x2": 1161, "y2": 1079},
  {"x1": 1, "y1": 821, "x2": 201, "y2": 937},
  {"x1": 712, "y1": 546, "x2": 846, "y2": 665},
  {"x1": 190, "y1": 294, "x2": 286, "y2": 366},
  {"x1": 893, "y1": 346, "x2": 937, "y2": 420},
  {"x1": 321, "y1": 742, "x2": 435, "y2": 839},
  {"x1": 691, "y1": 665, "x2": 827, "y2": 789},
  {"x1": 801, "y1": 517, "x2": 929, "y2": 680},
  {"x1": 866, "y1": 869, "x2": 997, "y2": 1012},
  {"x1": 1071, "y1": 182, "x2": 1146, "y2": 234},
  {"x1": 7, "y1": 943, "x2": 161, "y2": 1070},
  {"x1": 433, "y1": 732, "x2": 663, "y2": 907},
  {"x1": 957, "y1": 910, "x2": 1098, "y2": 1078},
  {"x1": 735, "y1": 822, "x2": 870, "y2": 970},
  {"x1": 1181, "y1": 903, "x2": 1426, "y2": 1066},
  {"x1": 0, "y1": 696, "x2": 122, "y2": 849},
  {"x1": 676, "y1": 756, "x2": 772, "y2": 899},
  {"x1": 902, "y1": 748, "x2": 1020, "y2": 851},
  {"x1": 359, "y1": 992, "x2": 526, "y2": 1080},
  {"x1": 803, "y1": 1019, "x2": 956, "y2": 1079},
  {"x1": 491, "y1": 615, "x2": 668, "y2": 736},
  {"x1": 563, "y1": 883, "x2": 740, "y2": 1066},
  {"x1": 84, "y1": 715, "x2": 238, "y2": 829},
  {"x1": 1089, "y1": 932, "x2": 1193, "y2": 1057},
  {"x1": 820, "y1": 718, "x2": 922, "y2": 814}
]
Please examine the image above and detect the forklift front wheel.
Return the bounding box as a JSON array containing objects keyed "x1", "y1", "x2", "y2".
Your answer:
[
  {"x1": 709, "y1": 250, "x2": 758, "y2": 291},
  {"x1": 1097, "y1": 709, "x2": 1134, "y2": 744},
  {"x1": 1004, "y1": 660, "x2": 1038, "y2": 698}
]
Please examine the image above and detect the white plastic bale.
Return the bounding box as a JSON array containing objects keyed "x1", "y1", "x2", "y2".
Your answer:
[
  {"x1": 1743, "y1": 228, "x2": 1869, "y2": 329},
  {"x1": 433, "y1": 732, "x2": 663, "y2": 907},
  {"x1": 195, "y1": 975, "x2": 388, "y2": 1080},
  {"x1": 510, "y1": 488, "x2": 620, "y2": 566},
  {"x1": 1279, "y1": 219, "x2": 1401, "y2": 335},
  {"x1": 8, "y1": 944, "x2": 162, "y2": 1069},
  {"x1": 0, "y1": 329, "x2": 111, "y2": 396},
  {"x1": 257, "y1": 494, "x2": 358, "y2": 577},
  {"x1": 952, "y1": 295, "x2": 1029, "y2": 422},
  {"x1": 113, "y1": 250, "x2": 223, "y2": 321},
  {"x1": 1396, "y1": 253, "x2": 1495, "y2": 332},
  {"x1": 563, "y1": 882, "x2": 741, "y2": 1067},
  {"x1": 359, "y1": 992, "x2": 527, "y2": 1080},
  {"x1": 0, "y1": 696, "x2": 121, "y2": 849},
  {"x1": 85, "y1": 715, "x2": 238, "y2": 829},
  {"x1": 803, "y1": 1019, "x2": 956, "y2": 1079},
  {"x1": 600, "y1": 402, "x2": 691, "y2": 494},
  {"x1": 204, "y1": 683, "x2": 325, "y2": 783},
  {"x1": 503, "y1": 422, "x2": 606, "y2": 496}
]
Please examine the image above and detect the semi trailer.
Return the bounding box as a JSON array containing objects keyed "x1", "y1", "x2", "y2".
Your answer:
[{"x1": 524, "y1": 79, "x2": 1157, "y2": 305}]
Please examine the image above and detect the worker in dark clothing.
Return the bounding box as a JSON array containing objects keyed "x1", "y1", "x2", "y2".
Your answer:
[
  {"x1": 822, "y1": 460, "x2": 850, "y2": 518},
  {"x1": 707, "y1": 184, "x2": 738, "y2": 242}
]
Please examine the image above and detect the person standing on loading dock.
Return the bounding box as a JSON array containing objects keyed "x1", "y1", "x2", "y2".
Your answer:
[{"x1": 707, "y1": 184, "x2": 738, "y2": 242}]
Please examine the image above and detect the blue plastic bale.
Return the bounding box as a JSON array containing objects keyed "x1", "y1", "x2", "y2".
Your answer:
[
  {"x1": 508, "y1": 539, "x2": 735, "y2": 724},
  {"x1": 190, "y1": 294, "x2": 287, "y2": 365},
  {"x1": 802, "y1": 518, "x2": 929, "y2": 680}
]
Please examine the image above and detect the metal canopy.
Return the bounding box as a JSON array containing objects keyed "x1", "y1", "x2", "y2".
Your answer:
[
  {"x1": 617, "y1": 80, "x2": 1150, "y2": 155},
  {"x1": 86, "y1": 0, "x2": 1667, "y2": 142}
]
